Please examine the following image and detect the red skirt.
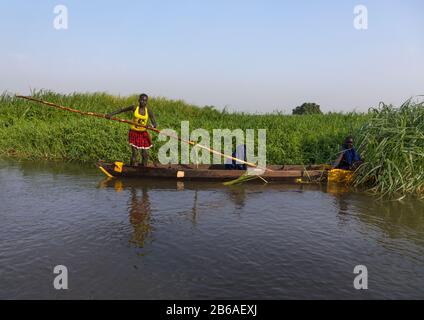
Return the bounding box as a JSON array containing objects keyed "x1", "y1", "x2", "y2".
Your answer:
[{"x1": 128, "y1": 130, "x2": 152, "y2": 149}]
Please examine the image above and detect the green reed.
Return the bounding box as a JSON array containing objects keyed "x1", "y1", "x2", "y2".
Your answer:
[
  {"x1": 353, "y1": 99, "x2": 424, "y2": 199},
  {"x1": 0, "y1": 90, "x2": 366, "y2": 166}
]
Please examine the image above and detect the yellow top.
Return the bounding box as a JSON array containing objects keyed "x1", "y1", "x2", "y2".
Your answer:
[{"x1": 131, "y1": 105, "x2": 149, "y2": 132}]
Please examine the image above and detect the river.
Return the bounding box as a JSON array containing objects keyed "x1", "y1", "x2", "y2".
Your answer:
[{"x1": 1, "y1": 159, "x2": 424, "y2": 299}]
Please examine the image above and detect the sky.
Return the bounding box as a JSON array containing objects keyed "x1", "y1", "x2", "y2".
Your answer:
[{"x1": 0, "y1": 0, "x2": 423, "y2": 113}]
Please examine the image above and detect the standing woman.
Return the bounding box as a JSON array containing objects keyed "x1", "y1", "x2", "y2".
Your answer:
[{"x1": 107, "y1": 94, "x2": 157, "y2": 166}]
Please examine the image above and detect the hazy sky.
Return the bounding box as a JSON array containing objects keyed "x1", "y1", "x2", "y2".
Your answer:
[{"x1": 1, "y1": 0, "x2": 423, "y2": 112}]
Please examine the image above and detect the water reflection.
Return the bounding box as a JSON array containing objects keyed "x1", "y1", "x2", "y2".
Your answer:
[
  {"x1": 4, "y1": 160, "x2": 424, "y2": 299},
  {"x1": 355, "y1": 199, "x2": 424, "y2": 244},
  {"x1": 128, "y1": 187, "x2": 153, "y2": 247},
  {"x1": 98, "y1": 177, "x2": 424, "y2": 249},
  {"x1": 325, "y1": 183, "x2": 352, "y2": 228},
  {"x1": 226, "y1": 186, "x2": 247, "y2": 209},
  {"x1": 192, "y1": 190, "x2": 198, "y2": 225},
  {"x1": 99, "y1": 178, "x2": 154, "y2": 247},
  {"x1": 327, "y1": 183, "x2": 424, "y2": 246}
]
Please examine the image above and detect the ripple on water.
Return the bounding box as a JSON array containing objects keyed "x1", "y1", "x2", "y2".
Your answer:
[{"x1": 1, "y1": 161, "x2": 424, "y2": 299}]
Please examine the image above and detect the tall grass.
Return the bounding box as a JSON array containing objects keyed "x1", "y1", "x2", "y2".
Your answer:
[
  {"x1": 2, "y1": 91, "x2": 423, "y2": 198},
  {"x1": 0, "y1": 91, "x2": 366, "y2": 165},
  {"x1": 353, "y1": 99, "x2": 424, "y2": 199}
]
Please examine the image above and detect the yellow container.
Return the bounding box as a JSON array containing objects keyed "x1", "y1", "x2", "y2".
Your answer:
[
  {"x1": 114, "y1": 161, "x2": 124, "y2": 173},
  {"x1": 328, "y1": 169, "x2": 353, "y2": 184}
]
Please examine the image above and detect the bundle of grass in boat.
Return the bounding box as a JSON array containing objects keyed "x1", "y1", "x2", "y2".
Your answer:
[
  {"x1": 223, "y1": 171, "x2": 269, "y2": 186},
  {"x1": 353, "y1": 99, "x2": 424, "y2": 199}
]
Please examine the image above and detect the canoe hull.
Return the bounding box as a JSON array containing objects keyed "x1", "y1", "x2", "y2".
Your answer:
[{"x1": 96, "y1": 161, "x2": 329, "y2": 183}]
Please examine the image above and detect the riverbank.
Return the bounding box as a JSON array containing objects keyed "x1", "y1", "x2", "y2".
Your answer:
[{"x1": 0, "y1": 91, "x2": 367, "y2": 164}]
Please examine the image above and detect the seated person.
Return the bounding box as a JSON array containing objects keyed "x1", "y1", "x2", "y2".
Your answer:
[
  {"x1": 333, "y1": 136, "x2": 362, "y2": 170},
  {"x1": 225, "y1": 144, "x2": 247, "y2": 170}
]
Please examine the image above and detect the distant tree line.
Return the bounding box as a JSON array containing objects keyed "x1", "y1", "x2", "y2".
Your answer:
[{"x1": 292, "y1": 102, "x2": 322, "y2": 115}]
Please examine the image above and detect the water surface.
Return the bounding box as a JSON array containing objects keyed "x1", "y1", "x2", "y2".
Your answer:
[{"x1": 1, "y1": 159, "x2": 424, "y2": 299}]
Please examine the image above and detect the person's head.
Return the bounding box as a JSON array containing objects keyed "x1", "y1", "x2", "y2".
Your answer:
[
  {"x1": 139, "y1": 94, "x2": 148, "y2": 107},
  {"x1": 344, "y1": 136, "x2": 354, "y2": 149}
]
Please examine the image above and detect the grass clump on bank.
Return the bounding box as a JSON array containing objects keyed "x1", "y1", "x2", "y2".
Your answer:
[
  {"x1": 0, "y1": 91, "x2": 366, "y2": 165},
  {"x1": 353, "y1": 99, "x2": 424, "y2": 199}
]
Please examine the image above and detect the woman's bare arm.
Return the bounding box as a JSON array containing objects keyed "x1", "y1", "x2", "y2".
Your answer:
[
  {"x1": 106, "y1": 105, "x2": 135, "y2": 118},
  {"x1": 148, "y1": 108, "x2": 157, "y2": 128}
]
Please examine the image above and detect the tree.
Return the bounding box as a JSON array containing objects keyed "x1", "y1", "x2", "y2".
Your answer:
[{"x1": 292, "y1": 102, "x2": 322, "y2": 115}]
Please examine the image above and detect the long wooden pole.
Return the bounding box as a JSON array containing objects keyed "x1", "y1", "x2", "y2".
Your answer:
[{"x1": 16, "y1": 95, "x2": 269, "y2": 171}]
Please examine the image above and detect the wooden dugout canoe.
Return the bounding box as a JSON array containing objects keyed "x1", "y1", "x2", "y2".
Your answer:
[{"x1": 97, "y1": 161, "x2": 332, "y2": 183}]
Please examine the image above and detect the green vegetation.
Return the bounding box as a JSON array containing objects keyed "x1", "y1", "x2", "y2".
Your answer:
[
  {"x1": 1, "y1": 91, "x2": 423, "y2": 198},
  {"x1": 353, "y1": 100, "x2": 424, "y2": 199},
  {"x1": 0, "y1": 91, "x2": 365, "y2": 165},
  {"x1": 292, "y1": 102, "x2": 322, "y2": 115}
]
